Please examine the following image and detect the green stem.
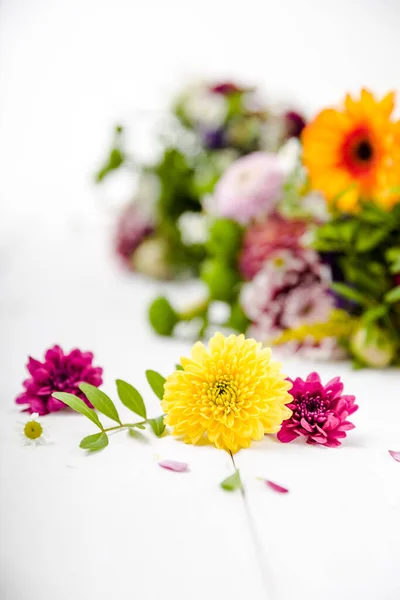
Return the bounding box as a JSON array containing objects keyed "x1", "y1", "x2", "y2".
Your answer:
[{"x1": 103, "y1": 421, "x2": 146, "y2": 433}]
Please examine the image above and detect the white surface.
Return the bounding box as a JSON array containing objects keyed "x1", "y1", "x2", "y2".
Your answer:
[
  {"x1": 1, "y1": 220, "x2": 400, "y2": 600},
  {"x1": 1, "y1": 1, "x2": 400, "y2": 599}
]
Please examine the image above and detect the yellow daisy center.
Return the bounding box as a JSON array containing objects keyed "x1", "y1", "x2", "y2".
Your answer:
[{"x1": 24, "y1": 420, "x2": 43, "y2": 440}]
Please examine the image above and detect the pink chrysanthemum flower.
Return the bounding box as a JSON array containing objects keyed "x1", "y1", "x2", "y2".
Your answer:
[
  {"x1": 213, "y1": 152, "x2": 284, "y2": 224},
  {"x1": 277, "y1": 372, "x2": 358, "y2": 447},
  {"x1": 115, "y1": 203, "x2": 154, "y2": 270},
  {"x1": 16, "y1": 346, "x2": 103, "y2": 415},
  {"x1": 239, "y1": 214, "x2": 307, "y2": 280},
  {"x1": 241, "y1": 248, "x2": 333, "y2": 341}
]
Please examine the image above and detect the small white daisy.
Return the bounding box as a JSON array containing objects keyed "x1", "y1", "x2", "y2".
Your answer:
[{"x1": 18, "y1": 412, "x2": 47, "y2": 446}]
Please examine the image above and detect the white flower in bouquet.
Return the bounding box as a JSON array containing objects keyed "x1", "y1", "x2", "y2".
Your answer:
[
  {"x1": 178, "y1": 212, "x2": 209, "y2": 245},
  {"x1": 179, "y1": 82, "x2": 227, "y2": 128}
]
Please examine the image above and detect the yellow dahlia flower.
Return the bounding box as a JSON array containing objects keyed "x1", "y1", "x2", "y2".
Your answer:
[
  {"x1": 161, "y1": 333, "x2": 292, "y2": 453},
  {"x1": 302, "y1": 89, "x2": 400, "y2": 212}
]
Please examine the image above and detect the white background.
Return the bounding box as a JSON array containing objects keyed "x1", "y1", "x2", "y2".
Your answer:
[{"x1": 1, "y1": 1, "x2": 400, "y2": 599}]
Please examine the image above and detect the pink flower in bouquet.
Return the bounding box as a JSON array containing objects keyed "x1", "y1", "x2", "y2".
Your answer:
[
  {"x1": 239, "y1": 214, "x2": 307, "y2": 280},
  {"x1": 16, "y1": 346, "x2": 103, "y2": 415},
  {"x1": 115, "y1": 203, "x2": 154, "y2": 270},
  {"x1": 241, "y1": 248, "x2": 333, "y2": 340},
  {"x1": 277, "y1": 372, "x2": 358, "y2": 447},
  {"x1": 213, "y1": 152, "x2": 284, "y2": 225}
]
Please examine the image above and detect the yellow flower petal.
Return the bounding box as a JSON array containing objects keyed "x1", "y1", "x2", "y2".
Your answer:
[{"x1": 161, "y1": 333, "x2": 292, "y2": 453}]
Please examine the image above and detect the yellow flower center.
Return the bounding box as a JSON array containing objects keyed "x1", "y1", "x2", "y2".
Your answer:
[
  {"x1": 273, "y1": 256, "x2": 285, "y2": 268},
  {"x1": 24, "y1": 421, "x2": 43, "y2": 440},
  {"x1": 207, "y1": 376, "x2": 241, "y2": 419}
]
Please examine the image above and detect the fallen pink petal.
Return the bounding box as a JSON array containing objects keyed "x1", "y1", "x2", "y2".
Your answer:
[
  {"x1": 264, "y1": 479, "x2": 289, "y2": 494},
  {"x1": 159, "y1": 460, "x2": 189, "y2": 472},
  {"x1": 388, "y1": 450, "x2": 400, "y2": 463}
]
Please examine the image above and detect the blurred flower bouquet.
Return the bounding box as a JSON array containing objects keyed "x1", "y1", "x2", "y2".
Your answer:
[
  {"x1": 96, "y1": 80, "x2": 304, "y2": 279},
  {"x1": 97, "y1": 83, "x2": 400, "y2": 368}
]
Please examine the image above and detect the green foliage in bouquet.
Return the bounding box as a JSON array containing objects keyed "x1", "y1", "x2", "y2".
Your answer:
[
  {"x1": 149, "y1": 216, "x2": 248, "y2": 338},
  {"x1": 312, "y1": 202, "x2": 400, "y2": 367}
]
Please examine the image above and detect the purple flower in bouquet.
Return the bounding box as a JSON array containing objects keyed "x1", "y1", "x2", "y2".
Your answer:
[
  {"x1": 241, "y1": 248, "x2": 333, "y2": 341},
  {"x1": 239, "y1": 214, "x2": 307, "y2": 280},
  {"x1": 16, "y1": 346, "x2": 103, "y2": 415},
  {"x1": 200, "y1": 127, "x2": 227, "y2": 150},
  {"x1": 115, "y1": 203, "x2": 154, "y2": 270},
  {"x1": 213, "y1": 152, "x2": 284, "y2": 224},
  {"x1": 277, "y1": 372, "x2": 358, "y2": 447},
  {"x1": 284, "y1": 110, "x2": 306, "y2": 140}
]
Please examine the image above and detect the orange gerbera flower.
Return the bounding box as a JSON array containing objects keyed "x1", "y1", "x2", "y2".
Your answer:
[{"x1": 302, "y1": 89, "x2": 400, "y2": 212}]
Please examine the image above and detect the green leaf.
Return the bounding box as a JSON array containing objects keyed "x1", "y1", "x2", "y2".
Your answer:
[
  {"x1": 386, "y1": 247, "x2": 400, "y2": 261},
  {"x1": 148, "y1": 415, "x2": 166, "y2": 437},
  {"x1": 330, "y1": 283, "x2": 371, "y2": 306},
  {"x1": 358, "y1": 201, "x2": 393, "y2": 225},
  {"x1": 79, "y1": 432, "x2": 109, "y2": 451},
  {"x1": 341, "y1": 259, "x2": 389, "y2": 298},
  {"x1": 355, "y1": 225, "x2": 390, "y2": 252},
  {"x1": 175, "y1": 363, "x2": 184, "y2": 371},
  {"x1": 116, "y1": 379, "x2": 147, "y2": 419},
  {"x1": 386, "y1": 247, "x2": 400, "y2": 274},
  {"x1": 145, "y1": 370, "x2": 166, "y2": 400},
  {"x1": 220, "y1": 469, "x2": 242, "y2": 492},
  {"x1": 390, "y1": 259, "x2": 400, "y2": 274},
  {"x1": 352, "y1": 358, "x2": 366, "y2": 370},
  {"x1": 384, "y1": 286, "x2": 400, "y2": 304},
  {"x1": 79, "y1": 383, "x2": 121, "y2": 424},
  {"x1": 363, "y1": 305, "x2": 388, "y2": 323},
  {"x1": 95, "y1": 148, "x2": 125, "y2": 183},
  {"x1": 52, "y1": 392, "x2": 103, "y2": 429}
]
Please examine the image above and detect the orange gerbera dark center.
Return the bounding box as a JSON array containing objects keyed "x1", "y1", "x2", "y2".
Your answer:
[{"x1": 341, "y1": 126, "x2": 377, "y2": 176}]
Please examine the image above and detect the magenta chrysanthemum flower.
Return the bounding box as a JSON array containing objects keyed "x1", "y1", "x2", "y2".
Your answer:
[
  {"x1": 277, "y1": 373, "x2": 358, "y2": 447},
  {"x1": 212, "y1": 152, "x2": 284, "y2": 225},
  {"x1": 241, "y1": 248, "x2": 333, "y2": 341},
  {"x1": 239, "y1": 214, "x2": 307, "y2": 280},
  {"x1": 115, "y1": 203, "x2": 154, "y2": 270},
  {"x1": 16, "y1": 346, "x2": 103, "y2": 415}
]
